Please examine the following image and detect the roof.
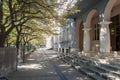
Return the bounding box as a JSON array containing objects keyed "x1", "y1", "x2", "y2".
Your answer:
[{"x1": 67, "y1": 0, "x2": 100, "y2": 19}]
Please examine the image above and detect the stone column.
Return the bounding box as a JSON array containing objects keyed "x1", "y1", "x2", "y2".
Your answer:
[
  {"x1": 99, "y1": 21, "x2": 111, "y2": 53},
  {"x1": 83, "y1": 23, "x2": 91, "y2": 52}
]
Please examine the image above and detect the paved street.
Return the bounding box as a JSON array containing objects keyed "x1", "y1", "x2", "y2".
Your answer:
[{"x1": 8, "y1": 48, "x2": 91, "y2": 80}]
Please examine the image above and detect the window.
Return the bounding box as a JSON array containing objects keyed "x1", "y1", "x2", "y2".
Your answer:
[{"x1": 94, "y1": 24, "x2": 100, "y2": 40}]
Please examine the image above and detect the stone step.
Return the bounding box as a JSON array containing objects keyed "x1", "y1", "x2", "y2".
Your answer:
[
  {"x1": 73, "y1": 57, "x2": 120, "y2": 78},
  {"x1": 110, "y1": 62, "x2": 120, "y2": 67},
  {"x1": 61, "y1": 56, "x2": 120, "y2": 80},
  {"x1": 100, "y1": 64, "x2": 118, "y2": 71},
  {"x1": 60, "y1": 54, "x2": 120, "y2": 80},
  {"x1": 79, "y1": 67, "x2": 106, "y2": 80},
  {"x1": 72, "y1": 60, "x2": 108, "y2": 80},
  {"x1": 85, "y1": 66, "x2": 116, "y2": 80},
  {"x1": 77, "y1": 58, "x2": 93, "y2": 66},
  {"x1": 95, "y1": 65, "x2": 120, "y2": 77},
  {"x1": 72, "y1": 60, "x2": 83, "y2": 67},
  {"x1": 79, "y1": 57, "x2": 92, "y2": 61},
  {"x1": 71, "y1": 62, "x2": 80, "y2": 69},
  {"x1": 101, "y1": 63, "x2": 120, "y2": 71},
  {"x1": 58, "y1": 54, "x2": 65, "y2": 59},
  {"x1": 62, "y1": 56, "x2": 73, "y2": 64},
  {"x1": 74, "y1": 63, "x2": 115, "y2": 80},
  {"x1": 108, "y1": 64, "x2": 120, "y2": 71}
]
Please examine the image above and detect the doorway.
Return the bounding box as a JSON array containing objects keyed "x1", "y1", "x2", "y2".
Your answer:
[
  {"x1": 110, "y1": 15, "x2": 120, "y2": 51},
  {"x1": 116, "y1": 27, "x2": 120, "y2": 50}
]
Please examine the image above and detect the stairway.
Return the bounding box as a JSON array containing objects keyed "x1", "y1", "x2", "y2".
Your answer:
[{"x1": 59, "y1": 53, "x2": 120, "y2": 80}]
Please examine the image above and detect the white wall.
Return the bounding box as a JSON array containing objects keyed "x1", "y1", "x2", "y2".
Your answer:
[{"x1": 45, "y1": 36, "x2": 53, "y2": 49}]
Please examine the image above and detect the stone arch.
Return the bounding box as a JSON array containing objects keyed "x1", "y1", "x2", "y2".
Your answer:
[
  {"x1": 85, "y1": 9, "x2": 100, "y2": 51},
  {"x1": 86, "y1": 9, "x2": 99, "y2": 27},
  {"x1": 104, "y1": 0, "x2": 120, "y2": 51},
  {"x1": 75, "y1": 18, "x2": 83, "y2": 51},
  {"x1": 104, "y1": 0, "x2": 117, "y2": 21}
]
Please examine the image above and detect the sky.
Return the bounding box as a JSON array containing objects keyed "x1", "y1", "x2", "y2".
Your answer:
[{"x1": 57, "y1": 0, "x2": 78, "y2": 15}]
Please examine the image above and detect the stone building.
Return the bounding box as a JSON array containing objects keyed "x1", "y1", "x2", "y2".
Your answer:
[
  {"x1": 53, "y1": 0, "x2": 120, "y2": 54},
  {"x1": 75, "y1": 0, "x2": 120, "y2": 53},
  {"x1": 53, "y1": 19, "x2": 76, "y2": 53}
]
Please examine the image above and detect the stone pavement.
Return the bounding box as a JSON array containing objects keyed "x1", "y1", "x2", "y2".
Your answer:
[{"x1": 8, "y1": 48, "x2": 91, "y2": 80}]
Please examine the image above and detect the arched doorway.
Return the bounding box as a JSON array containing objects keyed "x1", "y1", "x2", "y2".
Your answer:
[
  {"x1": 104, "y1": 0, "x2": 120, "y2": 51},
  {"x1": 86, "y1": 9, "x2": 100, "y2": 51},
  {"x1": 75, "y1": 19, "x2": 83, "y2": 51}
]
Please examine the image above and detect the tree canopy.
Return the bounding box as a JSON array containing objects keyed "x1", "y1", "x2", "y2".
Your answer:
[{"x1": 0, "y1": 0, "x2": 78, "y2": 47}]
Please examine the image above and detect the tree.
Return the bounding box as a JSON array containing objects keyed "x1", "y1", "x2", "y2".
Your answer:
[{"x1": 0, "y1": 0, "x2": 78, "y2": 47}]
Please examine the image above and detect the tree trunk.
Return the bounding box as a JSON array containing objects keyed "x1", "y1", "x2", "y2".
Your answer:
[
  {"x1": 22, "y1": 44, "x2": 26, "y2": 63},
  {"x1": 16, "y1": 33, "x2": 20, "y2": 54},
  {"x1": 0, "y1": 0, "x2": 5, "y2": 47},
  {"x1": 0, "y1": 33, "x2": 6, "y2": 47},
  {"x1": 15, "y1": 27, "x2": 22, "y2": 71},
  {"x1": 16, "y1": 27, "x2": 22, "y2": 55}
]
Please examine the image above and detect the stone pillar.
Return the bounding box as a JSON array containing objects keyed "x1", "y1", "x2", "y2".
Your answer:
[
  {"x1": 83, "y1": 23, "x2": 91, "y2": 52},
  {"x1": 99, "y1": 21, "x2": 111, "y2": 53}
]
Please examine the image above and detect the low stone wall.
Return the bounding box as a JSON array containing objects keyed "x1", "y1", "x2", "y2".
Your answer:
[{"x1": 0, "y1": 48, "x2": 17, "y2": 75}]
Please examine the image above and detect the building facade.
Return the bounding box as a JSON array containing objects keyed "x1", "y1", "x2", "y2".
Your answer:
[
  {"x1": 75, "y1": 0, "x2": 120, "y2": 53},
  {"x1": 52, "y1": 0, "x2": 120, "y2": 54},
  {"x1": 52, "y1": 19, "x2": 76, "y2": 53}
]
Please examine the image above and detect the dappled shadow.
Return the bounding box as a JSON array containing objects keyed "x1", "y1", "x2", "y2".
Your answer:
[
  {"x1": 8, "y1": 48, "x2": 91, "y2": 80},
  {"x1": 8, "y1": 49, "x2": 60, "y2": 80},
  {"x1": 59, "y1": 51, "x2": 120, "y2": 80}
]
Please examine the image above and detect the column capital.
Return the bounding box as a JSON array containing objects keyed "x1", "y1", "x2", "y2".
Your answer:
[
  {"x1": 99, "y1": 21, "x2": 112, "y2": 25},
  {"x1": 83, "y1": 22, "x2": 87, "y2": 26},
  {"x1": 83, "y1": 22, "x2": 91, "y2": 31},
  {"x1": 82, "y1": 27, "x2": 91, "y2": 31}
]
